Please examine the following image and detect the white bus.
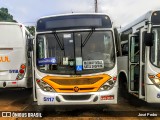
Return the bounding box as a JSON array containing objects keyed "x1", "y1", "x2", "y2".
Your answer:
[
  {"x1": 0, "y1": 22, "x2": 33, "y2": 88},
  {"x1": 118, "y1": 10, "x2": 160, "y2": 103},
  {"x1": 33, "y1": 13, "x2": 121, "y2": 105}
]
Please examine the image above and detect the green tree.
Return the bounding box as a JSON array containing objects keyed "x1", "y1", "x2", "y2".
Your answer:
[
  {"x1": 0, "y1": 7, "x2": 16, "y2": 22},
  {"x1": 26, "y1": 26, "x2": 35, "y2": 36}
]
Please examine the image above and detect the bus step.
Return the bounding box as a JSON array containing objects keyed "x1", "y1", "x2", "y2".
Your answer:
[{"x1": 131, "y1": 92, "x2": 139, "y2": 97}]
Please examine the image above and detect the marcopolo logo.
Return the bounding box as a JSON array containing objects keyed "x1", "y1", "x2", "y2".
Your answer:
[
  {"x1": 0, "y1": 56, "x2": 10, "y2": 62},
  {"x1": 73, "y1": 86, "x2": 79, "y2": 92}
]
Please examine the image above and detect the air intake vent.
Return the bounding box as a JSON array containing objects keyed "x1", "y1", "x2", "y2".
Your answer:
[
  {"x1": 50, "y1": 77, "x2": 102, "y2": 85},
  {"x1": 62, "y1": 95, "x2": 91, "y2": 101}
]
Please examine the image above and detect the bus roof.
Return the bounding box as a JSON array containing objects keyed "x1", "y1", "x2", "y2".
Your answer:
[
  {"x1": 120, "y1": 10, "x2": 160, "y2": 33},
  {"x1": 38, "y1": 13, "x2": 111, "y2": 20},
  {"x1": 0, "y1": 22, "x2": 32, "y2": 37},
  {"x1": 0, "y1": 22, "x2": 21, "y2": 25}
]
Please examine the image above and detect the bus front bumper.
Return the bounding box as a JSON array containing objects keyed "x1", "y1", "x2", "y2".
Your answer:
[
  {"x1": 146, "y1": 84, "x2": 160, "y2": 103},
  {"x1": 36, "y1": 86, "x2": 117, "y2": 105}
]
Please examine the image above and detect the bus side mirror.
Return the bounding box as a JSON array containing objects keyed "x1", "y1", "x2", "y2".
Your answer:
[{"x1": 144, "y1": 32, "x2": 154, "y2": 46}]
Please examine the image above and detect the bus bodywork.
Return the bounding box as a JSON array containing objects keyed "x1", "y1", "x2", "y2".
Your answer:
[
  {"x1": 118, "y1": 10, "x2": 160, "y2": 103},
  {"x1": 0, "y1": 22, "x2": 32, "y2": 88},
  {"x1": 33, "y1": 13, "x2": 120, "y2": 105}
]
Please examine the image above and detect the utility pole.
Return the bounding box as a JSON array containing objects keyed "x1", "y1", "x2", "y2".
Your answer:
[{"x1": 95, "y1": 0, "x2": 98, "y2": 13}]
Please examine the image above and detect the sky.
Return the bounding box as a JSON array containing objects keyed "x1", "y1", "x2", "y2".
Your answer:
[{"x1": 0, "y1": 0, "x2": 160, "y2": 27}]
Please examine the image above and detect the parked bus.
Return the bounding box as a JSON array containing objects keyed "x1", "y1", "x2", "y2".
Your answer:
[
  {"x1": 0, "y1": 22, "x2": 33, "y2": 88},
  {"x1": 118, "y1": 10, "x2": 160, "y2": 103},
  {"x1": 33, "y1": 13, "x2": 121, "y2": 105}
]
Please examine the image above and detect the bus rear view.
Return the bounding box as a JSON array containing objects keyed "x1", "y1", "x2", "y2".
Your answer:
[
  {"x1": 0, "y1": 22, "x2": 32, "y2": 88},
  {"x1": 33, "y1": 14, "x2": 119, "y2": 105}
]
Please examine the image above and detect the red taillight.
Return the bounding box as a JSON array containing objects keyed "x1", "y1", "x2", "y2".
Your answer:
[
  {"x1": 16, "y1": 64, "x2": 26, "y2": 80},
  {"x1": 19, "y1": 69, "x2": 24, "y2": 74},
  {"x1": 12, "y1": 82, "x2": 17, "y2": 84}
]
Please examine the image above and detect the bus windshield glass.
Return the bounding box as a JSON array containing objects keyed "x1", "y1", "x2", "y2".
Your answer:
[
  {"x1": 36, "y1": 31, "x2": 115, "y2": 75},
  {"x1": 151, "y1": 27, "x2": 160, "y2": 67}
]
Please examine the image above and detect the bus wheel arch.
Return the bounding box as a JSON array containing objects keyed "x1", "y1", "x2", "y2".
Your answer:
[
  {"x1": 118, "y1": 71, "x2": 128, "y2": 97},
  {"x1": 118, "y1": 71, "x2": 127, "y2": 87}
]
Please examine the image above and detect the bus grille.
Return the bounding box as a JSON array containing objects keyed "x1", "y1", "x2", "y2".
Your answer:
[
  {"x1": 62, "y1": 95, "x2": 91, "y2": 101},
  {"x1": 50, "y1": 77, "x2": 102, "y2": 85}
]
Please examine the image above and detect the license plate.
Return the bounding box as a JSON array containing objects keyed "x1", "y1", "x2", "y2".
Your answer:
[{"x1": 101, "y1": 95, "x2": 114, "y2": 100}]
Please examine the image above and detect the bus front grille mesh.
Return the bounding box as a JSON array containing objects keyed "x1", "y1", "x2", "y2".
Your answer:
[{"x1": 50, "y1": 77, "x2": 102, "y2": 85}]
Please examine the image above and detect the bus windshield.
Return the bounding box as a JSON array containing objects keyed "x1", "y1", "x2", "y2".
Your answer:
[
  {"x1": 36, "y1": 30, "x2": 115, "y2": 75},
  {"x1": 151, "y1": 28, "x2": 160, "y2": 67}
]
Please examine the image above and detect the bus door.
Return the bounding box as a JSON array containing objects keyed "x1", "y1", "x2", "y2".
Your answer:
[
  {"x1": 139, "y1": 28, "x2": 146, "y2": 99},
  {"x1": 26, "y1": 34, "x2": 33, "y2": 87},
  {"x1": 32, "y1": 38, "x2": 37, "y2": 101},
  {"x1": 128, "y1": 34, "x2": 140, "y2": 95}
]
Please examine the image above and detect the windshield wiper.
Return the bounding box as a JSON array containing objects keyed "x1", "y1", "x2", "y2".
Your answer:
[
  {"x1": 53, "y1": 32, "x2": 64, "y2": 50},
  {"x1": 82, "y1": 28, "x2": 95, "y2": 47}
]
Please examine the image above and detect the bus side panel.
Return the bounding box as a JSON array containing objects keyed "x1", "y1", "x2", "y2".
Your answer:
[
  {"x1": 146, "y1": 84, "x2": 160, "y2": 103},
  {"x1": 145, "y1": 59, "x2": 160, "y2": 103},
  {"x1": 117, "y1": 56, "x2": 128, "y2": 76}
]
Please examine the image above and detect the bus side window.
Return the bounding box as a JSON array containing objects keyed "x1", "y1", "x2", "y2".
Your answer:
[
  {"x1": 130, "y1": 36, "x2": 139, "y2": 63},
  {"x1": 26, "y1": 34, "x2": 33, "y2": 58},
  {"x1": 122, "y1": 43, "x2": 128, "y2": 56}
]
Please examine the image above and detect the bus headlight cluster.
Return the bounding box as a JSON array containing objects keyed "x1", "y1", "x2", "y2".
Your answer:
[
  {"x1": 16, "y1": 64, "x2": 26, "y2": 80},
  {"x1": 36, "y1": 79, "x2": 55, "y2": 92},
  {"x1": 99, "y1": 77, "x2": 117, "y2": 91},
  {"x1": 148, "y1": 74, "x2": 160, "y2": 88}
]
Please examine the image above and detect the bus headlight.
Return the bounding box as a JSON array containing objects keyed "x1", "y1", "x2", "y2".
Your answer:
[
  {"x1": 36, "y1": 79, "x2": 55, "y2": 92},
  {"x1": 99, "y1": 76, "x2": 117, "y2": 91},
  {"x1": 148, "y1": 74, "x2": 160, "y2": 88}
]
